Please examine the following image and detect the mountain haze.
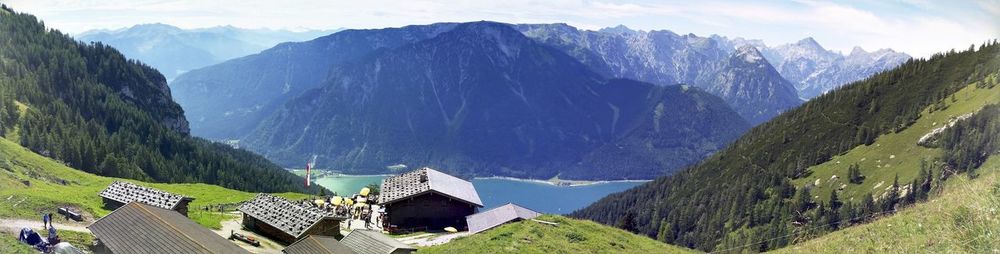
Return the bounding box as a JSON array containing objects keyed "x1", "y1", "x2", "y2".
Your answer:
[
  {"x1": 77, "y1": 23, "x2": 338, "y2": 80},
  {"x1": 170, "y1": 23, "x2": 458, "y2": 139}
]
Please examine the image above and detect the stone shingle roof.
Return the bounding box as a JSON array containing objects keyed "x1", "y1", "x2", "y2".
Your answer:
[
  {"x1": 377, "y1": 167, "x2": 482, "y2": 207},
  {"x1": 88, "y1": 202, "x2": 248, "y2": 254},
  {"x1": 340, "y1": 230, "x2": 415, "y2": 254},
  {"x1": 466, "y1": 203, "x2": 542, "y2": 234},
  {"x1": 283, "y1": 235, "x2": 357, "y2": 254},
  {"x1": 99, "y1": 181, "x2": 192, "y2": 210},
  {"x1": 238, "y1": 193, "x2": 340, "y2": 239}
]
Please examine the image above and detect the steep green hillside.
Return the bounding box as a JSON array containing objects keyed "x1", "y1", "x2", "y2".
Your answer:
[
  {"x1": 796, "y1": 79, "x2": 1000, "y2": 203},
  {"x1": 774, "y1": 156, "x2": 1000, "y2": 253},
  {"x1": 0, "y1": 5, "x2": 320, "y2": 194},
  {"x1": 0, "y1": 138, "x2": 309, "y2": 229},
  {"x1": 574, "y1": 42, "x2": 1000, "y2": 252},
  {"x1": 418, "y1": 215, "x2": 697, "y2": 254}
]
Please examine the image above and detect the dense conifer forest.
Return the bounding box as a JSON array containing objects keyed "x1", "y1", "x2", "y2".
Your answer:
[
  {"x1": 0, "y1": 5, "x2": 321, "y2": 194},
  {"x1": 573, "y1": 41, "x2": 1000, "y2": 252}
]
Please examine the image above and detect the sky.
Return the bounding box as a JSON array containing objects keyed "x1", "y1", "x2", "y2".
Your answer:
[{"x1": 3, "y1": 0, "x2": 998, "y2": 58}]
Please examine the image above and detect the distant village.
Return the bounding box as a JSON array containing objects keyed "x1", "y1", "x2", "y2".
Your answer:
[{"x1": 14, "y1": 167, "x2": 547, "y2": 253}]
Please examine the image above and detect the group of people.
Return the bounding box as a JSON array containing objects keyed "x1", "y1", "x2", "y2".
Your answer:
[
  {"x1": 41, "y1": 212, "x2": 58, "y2": 243},
  {"x1": 305, "y1": 192, "x2": 387, "y2": 231},
  {"x1": 17, "y1": 212, "x2": 61, "y2": 252}
]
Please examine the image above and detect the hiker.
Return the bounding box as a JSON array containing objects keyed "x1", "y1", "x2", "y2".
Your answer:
[{"x1": 41, "y1": 213, "x2": 49, "y2": 228}]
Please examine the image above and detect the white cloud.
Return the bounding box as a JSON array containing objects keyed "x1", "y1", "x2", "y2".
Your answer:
[{"x1": 3, "y1": 0, "x2": 995, "y2": 57}]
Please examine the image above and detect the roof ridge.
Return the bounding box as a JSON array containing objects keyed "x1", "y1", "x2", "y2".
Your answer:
[{"x1": 133, "y1": 203, "x2": 213, "y2": 252}]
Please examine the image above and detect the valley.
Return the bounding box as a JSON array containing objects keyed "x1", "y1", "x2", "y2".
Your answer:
[{"x1": 1, "y1": 1, "x2": 996, "y2": 253}]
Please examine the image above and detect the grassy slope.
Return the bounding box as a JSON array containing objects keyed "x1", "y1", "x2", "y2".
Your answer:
[
  {"x1": 0, "y1": 137, "x2": 309, "y2": 229},
  {"x1": 418, "y1": 215, "x2": 698, "y2": 254},
  {"x1": 774, "y1": 156, "x2": 1000, "y2": 253},
  {"x1": 1, "y1": 234, "x2": 35, "y2": 253},
  {"x1": 793, "y1": 81, "x2": 1000, "y2": 202}
]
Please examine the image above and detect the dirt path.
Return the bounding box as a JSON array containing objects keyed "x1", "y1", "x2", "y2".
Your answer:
[
  {"x1": 212, "y1": 213, "x2": 284, "y2": 254},
  {"x1": 0, "y1": 218, "x2": 91, "y2": 233}
]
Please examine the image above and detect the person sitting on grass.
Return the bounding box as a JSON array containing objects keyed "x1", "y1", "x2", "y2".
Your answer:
[{"x1": 47, "y1": 225, "x2": 59, "y2": 245}]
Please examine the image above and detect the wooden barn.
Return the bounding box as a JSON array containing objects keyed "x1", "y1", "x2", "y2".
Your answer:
[
  {"x1": 88, "y1": 202, "x2": 248, "y2": 254},
  {"x1": 239, "y1": 193, "x2": 345, "y2": 244},
  {"x1": 98, "y1": 181, "x2": 194, "y2": 216},
  {"x1": 378, "y1": 167, "x2": 483, "y2": 232}
]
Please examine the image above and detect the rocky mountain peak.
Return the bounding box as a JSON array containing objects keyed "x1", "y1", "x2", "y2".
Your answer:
[
  {"x1": 734, "y1": 45, "x2": 766, "y2": 64},
  {"x1": 599, "y1": 24, "x2": 636, "y2": 35},
  {"x1": 795, "y1": 37, "x2": 824, "y2": 50},
  {"x1": 850, "y1": 46, "x2": 867, "y2": 56}
]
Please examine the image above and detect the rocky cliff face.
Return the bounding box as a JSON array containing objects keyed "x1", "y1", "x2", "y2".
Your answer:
[{"x1": 706, "y1": 46, "x2": 801, "y2": 124}]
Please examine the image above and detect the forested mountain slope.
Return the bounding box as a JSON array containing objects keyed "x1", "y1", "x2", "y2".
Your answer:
[
  {"x1": 572, "y1": 41, "x2": 1000, "y2": 252},
  {"x1": 0, "y1": 6, "x2": 321, "y2": 194}
]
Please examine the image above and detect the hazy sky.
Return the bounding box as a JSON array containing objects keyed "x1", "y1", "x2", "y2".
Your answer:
[{"x1": 4, "y1": 0, "x2": 998, "y2": 57}]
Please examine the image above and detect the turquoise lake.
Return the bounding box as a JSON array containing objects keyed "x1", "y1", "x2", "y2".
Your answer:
[{"x1": 307, "y1": 173, "x2": 644, "y2": 214}]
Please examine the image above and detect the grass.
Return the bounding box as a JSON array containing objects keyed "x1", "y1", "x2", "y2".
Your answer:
[
  {"x1": 773, "y1": 155, "x2": 1000, "y2": 253},
  {"x1": 418, "y1": 215, "x2": 698, "y2": 254},
  {"x1": 793, "y1": 82, "x2": 1000, "y2": 202},
  {"x1": 0, "y1": 137, "x2": 310, "y2": 230},
  {"x1": 1, "y1": 232, "x2": 36, "y2": 253}
]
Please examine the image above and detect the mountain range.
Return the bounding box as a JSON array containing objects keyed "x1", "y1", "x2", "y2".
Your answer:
[
  {"x1": 722, "y1": 37, "x2": 912, "y2": 99},
  {"x1": 76, "y1": 23, "x2": 339, "y2": 80},
  {"x1": 170, "y1": 22, "x2": 909, "y2": 179},
  {"x1": 238, "y1": 22, "x2": 749, "y2": 180}
]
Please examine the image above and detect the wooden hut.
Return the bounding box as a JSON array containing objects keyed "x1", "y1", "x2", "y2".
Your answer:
[
  {"x1": 88, "y1": 202, "x2": 248, "y2": 254},
  {"x1": 466, "y1": 203, "x2": 541, "y2": 234},
  {"x1": 340, "y1": 230, "x2": 415, "y2": 254},
  {"x1": 98, "y1": 181, "x2": 194, "y2": 216},
  {"x1": 283, "y1": 235, "x2": 357, "y2": 254},
  {"x1": 378, "y1": 167, "x2": 483, "y2": 232},
  {"x1": 238, "y1": 193, "x2": 345, "y2": 244}
]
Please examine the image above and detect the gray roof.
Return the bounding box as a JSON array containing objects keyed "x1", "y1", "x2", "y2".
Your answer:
[
  {"x1": 466, "y1": 203, "x2": 542, "y2": 234},
  {"x1": 99, "y1": 181, "x2": 192, "y2": 210},
  {"x1": 378, "y1": 167, "x2": 482, "y2": 207},
  {"x1": 283, "y1": 235, "x2": 357, "y2": 254},
  {"x1": 88, "y1": 202, "x2": 249, "y2": 254},
  {"x1": 238, "y1": 193, "x2": 341, "y2": 239},
  {"x1": 340, "y1": 230, "x2": 416, "y2": 254}
]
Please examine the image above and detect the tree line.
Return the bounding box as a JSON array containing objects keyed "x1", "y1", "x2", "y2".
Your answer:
[{"x1": 0, "y1": 5, "x2": 325, "y2": 194}]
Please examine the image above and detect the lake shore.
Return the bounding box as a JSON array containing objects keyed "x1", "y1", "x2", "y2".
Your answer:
[
  {"x1": 289, "y1": 168, "x2": 652, "y2": 187},
  {"x1": 474, "y1": 176, "x2": 651, "y2": 187}
]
